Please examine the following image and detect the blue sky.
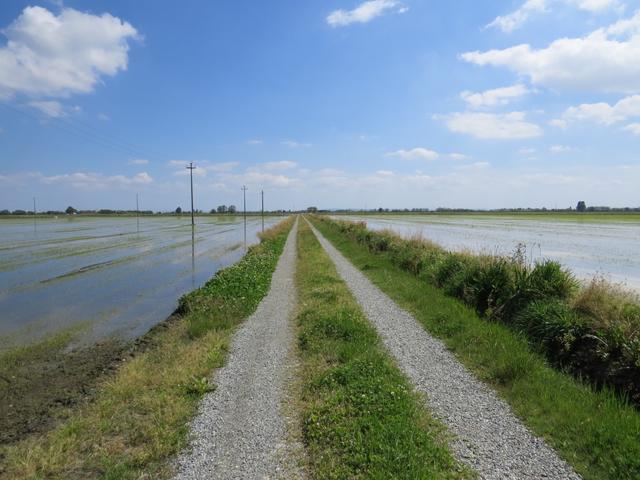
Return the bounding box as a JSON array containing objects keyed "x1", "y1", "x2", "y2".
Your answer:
[{"x1": 1, "y1": 0, "x2": 639, "y2": 211}]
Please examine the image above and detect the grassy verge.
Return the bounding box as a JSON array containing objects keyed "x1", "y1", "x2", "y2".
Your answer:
[
  {"x1": 0, "y1": 217, "x2": 293, "y2": 480},
  {"x1": 319, "y1": 217, "x2": 640, "y2": 406},
  {"x1": 310, "y1": 216, "x2": 640, "y2": 480},
  {"x1": 295, "y1": 219, "x2": 469, "y2": 479}
]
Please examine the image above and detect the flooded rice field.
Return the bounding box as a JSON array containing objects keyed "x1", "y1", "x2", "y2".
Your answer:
[
  {"x1": 337, "y1": 215, "x2": 640, "y2": 292},
  {"x1": 0, "y1": 215, "x2": 283, "y2": 348}
]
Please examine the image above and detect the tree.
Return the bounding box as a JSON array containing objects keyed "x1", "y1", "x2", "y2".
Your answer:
[
  {"x1": 576, "y1": 201, "x2": 587, "y2": 212},
  {"x1": 65, "y1": 206, "x2": 77, "y2": 215},
  {"x1": 175, "y1": 206, "x2": 182, "y2": 214},
  {"x1": 307, "y1": 206, "x2": 318, "y2": 213},
  {"x1": 217, "y1": 205, "x2": 227, "y2": 213},
  {"x1": 228, "y1": 205, "x2": 237, "y2": 214}
]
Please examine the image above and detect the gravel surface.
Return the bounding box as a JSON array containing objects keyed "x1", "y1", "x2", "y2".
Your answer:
[
  {"x1": 308, "y1": 220, "x2": 580, "y2": 480},
  {"x1": 173, "y1": 220, "x2": 301, "y2": 480}
]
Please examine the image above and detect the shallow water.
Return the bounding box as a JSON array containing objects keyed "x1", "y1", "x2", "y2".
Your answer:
[
  {"x1": 0, "y1": 215, "x2": 283, "y2": 347},
  {"x1": 335, "y1": 215, "x2": 640, "y2": 292}
]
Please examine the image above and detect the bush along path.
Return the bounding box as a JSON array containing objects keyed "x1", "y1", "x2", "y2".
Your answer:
[
  {"x1": 1, "y1": 217, "x2": 294, "y2": 480},
  {"x1": 295, "y1": 218, "x2": 469, "y2": 479},
  {"x1": 173, "y1": 218, "x2": 301, "y2": 480},
  {"x1": 306, "y1": 218, "x2": 579, "y2": 480}
]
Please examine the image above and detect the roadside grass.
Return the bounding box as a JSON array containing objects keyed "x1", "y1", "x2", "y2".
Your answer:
[
  {"x1": 295, "y1": 219, "x2": 470, "y2": 479},
  {"x1": 0, "y1": 217, "x2": 293, "y2": 480},
  {"x1": 310, "y1": 217, "x2": 640, "y2": 480}
]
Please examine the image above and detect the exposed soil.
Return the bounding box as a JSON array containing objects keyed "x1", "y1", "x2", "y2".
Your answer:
[{"x1": 0, "y1": 313, "x2": 181, "y2": 449}]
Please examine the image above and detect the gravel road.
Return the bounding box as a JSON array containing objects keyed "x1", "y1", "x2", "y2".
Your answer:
[
  {"x1": 308, "y1": 220, "x2": 580, "y2": 480},
  {"x1": 173, "y1": 219, "x2": 301, "y2": 480}
]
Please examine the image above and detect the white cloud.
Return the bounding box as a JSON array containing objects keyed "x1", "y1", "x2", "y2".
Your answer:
[
  {"x1": 97, "y1": 113, "x2": 110, "y2": 121},
  {"x1": 258, "y1": 161, "x2": 298, "y2": 171},
  {"x1": 35, "y1": 171, "x2": 152, "y2": 189},
  {"x1": 623, "y1": 123, "x2": 640, "y2": 134},
  {"x1": 247, "y1": 139, "x2": 263, "y2": 145},
  {"x1": 386, "y1": 148, "x2": 439, "y2": 161},
  {"x1": 487, "y1": 0, "x2": 621, "y2": 33},
  {"x1": 549, "y1": 118, "x2": 568, "y2": 128},
  {"x1": 442, "y1": 112, "x2": 543, "y2": 139},
  {"x1": 550, "y1": 144, "x2": 573, "y2": 153},
  {"x1": 28, "y1": 100, "x2": 79, "y2": 117},
  {"x1": 327, "y1": 0, "x2": 407, "y2": 27},
  {"x1": 562, "y1": 95, "x2": 640, "y2": 124},
  {"x1": 463, "y1": 19, "x2": 640, "y2": 93},
  {"x1": 449, "y1": 153, "x2": 470, "y2": 160},
  {"x1": 519, "y1": 147, "x2": 537, "y2": 155},
  {"x1": 607, "y1": 10, "x2": 640, "y2": 36},
  {"x1": 486, "y1": 0, "x2": 548, "y2": 33},
  {"x1": 460, "y1": 84, "x2": 530, "y2": 108},
  {"x1": 129, "y1": 158, "x2": 149, "y2": 165},
  {"x1": 0, "y1": 6, "x2": 138, "y2": 99},
  {"x1": 282, "y1": 140, "x2": 311, "y2": 148}
]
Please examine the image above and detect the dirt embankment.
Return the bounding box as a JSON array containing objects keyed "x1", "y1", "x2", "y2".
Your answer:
[{"x1": 0, "y1": 315, "x2": 180, "y2": 449}]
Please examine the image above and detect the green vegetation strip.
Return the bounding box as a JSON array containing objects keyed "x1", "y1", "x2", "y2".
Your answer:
[
  {"x1": 295, "y1": 219, "x2": 469, "y2": 479},
  {"x1": 0, "y1": 217, "x2": 293, "y2": 480},
  {"x1": 310, "y1": 216, "x2": 640, "y2": 480}
]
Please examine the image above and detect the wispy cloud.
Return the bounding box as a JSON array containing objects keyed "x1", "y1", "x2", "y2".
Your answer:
[
  {"x1": 460, "y1": 84, "x2": 530, "y2": 108},
  {"x1": 386, "y1": 148, "x2": 439, "y2": 161},
  {"x1": 28, "y1": 100, "x2": 80, "y2": 118},
  {"x1": 327, "y1": 0, "x2": 408, "y2": 27},
  {"x1": 129, "y1": 158, "x2": 149, "y2": 165},
  {"x1": 486, "y1": 0, "x2": 621, "y2": 33},
  {"x1": 282, "y1": 140, "x2": 312, "y2": 148},
  {"x1": 550, "y1": 144, "x2": 573, "y2": 153},
  {"x1": 440, "y1": 112, "x2": 543, "y2": 139},
  {"x1": 246, "y1": 139, "x2": 263, "y2": 145}
]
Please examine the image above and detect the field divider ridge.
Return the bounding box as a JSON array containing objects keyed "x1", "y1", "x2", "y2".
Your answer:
[
  {"x1": 172, "y1": 218, "x2": 301, "y2": 479},
  {"x1": 305, "y1": 217, "x2": 580, "y2": 480}
]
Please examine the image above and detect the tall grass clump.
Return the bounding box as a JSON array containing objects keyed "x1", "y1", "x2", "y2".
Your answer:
[{"x1": 314, "y1": 215, "x2": 640, "y2": 406}]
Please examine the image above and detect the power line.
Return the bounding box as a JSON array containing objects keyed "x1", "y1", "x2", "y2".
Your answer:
[{"x1": 0, "y1": 102, "x2": 162, "y2": 160}]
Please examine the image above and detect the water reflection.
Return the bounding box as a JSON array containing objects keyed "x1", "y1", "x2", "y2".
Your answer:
[
  {"x1": 338, "y1": 215, "x2": 640, "y2": 292},
  {"x1": 0, "y1": 215, "x2": 283, "y2": 347}
]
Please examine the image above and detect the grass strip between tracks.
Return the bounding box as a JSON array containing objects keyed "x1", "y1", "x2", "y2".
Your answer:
[
  {"x1": 0, "y1": 217, "x2": 294, "y2": 480},
  {"x1": 295, "y1": 219, "x2": 470, "y2": 479},
  {"x1": 310, "y1": 216, "x2": 640, "y2": 480}
]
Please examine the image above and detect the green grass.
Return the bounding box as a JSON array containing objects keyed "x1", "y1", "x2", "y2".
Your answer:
[
  {"x1": 310, "y1": 216, "x2": 640, "y2": 480},
  {"x1": 0, "y1": 217, "x2": 294, "y2": 480},
  {"x1": 295, "y1": 219, "x2": 469, "y2": 479}
]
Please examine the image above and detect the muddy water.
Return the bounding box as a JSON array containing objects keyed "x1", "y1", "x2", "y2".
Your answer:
[
  {"x1": 336, "y1": 215, "x2": 640, "y2": 292},
  {"x1": 0, "y1": 215, "x2": 282, "y2": 347}
]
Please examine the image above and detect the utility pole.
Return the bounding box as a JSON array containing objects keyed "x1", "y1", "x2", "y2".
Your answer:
[
  {"x1": 261, "y1": 189, "x2": 264, "y2": 233},
  {"x1": 136, "y1": 193, "x2": 140, "y2": 233},
  {"x1": 186, "y1": 162, "x2": 196, "y2": 227},
  {"x1": 242, "y1": 185, "x2": 248, "y2": 247}
]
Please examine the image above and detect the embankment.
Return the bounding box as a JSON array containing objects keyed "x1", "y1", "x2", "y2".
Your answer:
[
  {"x1": 311, "y1": 215, "x2": 640, "y2": 479},
  {"x1": 0, "y1": 216, "x2": 294, "y2": 480}
]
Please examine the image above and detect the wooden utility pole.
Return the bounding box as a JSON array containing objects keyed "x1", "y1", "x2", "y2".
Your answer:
[
  {"x1": 186, "y1": 162, "x2": 196, "y2": 227},
  {"x1": 242, "y1": 185, "x2": 248, "y2": 247}
]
